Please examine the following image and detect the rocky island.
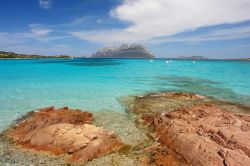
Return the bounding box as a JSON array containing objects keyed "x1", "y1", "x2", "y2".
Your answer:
[
  {"x1": 0, "y1": 51, "x2": 71, "y2": 59},
  {"x1": 91, "y1": 44, "x2": 155, "y2": 58}
]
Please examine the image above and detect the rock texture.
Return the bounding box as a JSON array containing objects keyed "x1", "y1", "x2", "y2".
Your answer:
[
  {"x1": 6, "y1": 107, "x2": 123, "y2": 163},
  {"x1": 130, "y1": 92, "x2": 206, "y2": 117},
  {"x1": 148, "y1": 104, "x2": 250, "y2": 166},
  {"x1": 92, "y1": 44, "x2": 155, "y2": 58},
  {"x1": 138, "y1": 143, "x2": 185, "y2": 166},
  {"x1": 131, "y1": 93, "x2": 250, "y2": 166}
]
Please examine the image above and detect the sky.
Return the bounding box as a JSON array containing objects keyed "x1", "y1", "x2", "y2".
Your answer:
[{"x1": 0, "y1": 0, "x2": 250, "y2": 58}]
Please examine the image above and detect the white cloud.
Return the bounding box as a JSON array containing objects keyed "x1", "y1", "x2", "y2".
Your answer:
[
  {"x1": 0, "y1": 24, "x2": 66, "y2": 47},
  {"x1": 0, "y1": 32, "x2": 32, "y2": 45},
  {"x1": 70, "y1": 30, "x2": 140, "y2": 44},
  {"x1": 28, "y1": 24, "x2": 69, "y2": 42},
  {"x1": 0, "y1": 32, "x2": 70, "y2": 55},
  {"x1": 151, "y1": 25, "x2": 250, "y2": 43},
  {"x1": 30, "y1": 24, "x2": 52, "y2": 36},
  {"x1": 39, "y1": 0, "x2": 52, "y2": 9},
  {"x1": 71, "y1": 0, "x2": 250, "y2": 43},
  {"x1": 69, "y1": 16, "x2": 99, "y2": 26},
  {"x1": 96, "y1": 19, "x2": 102, "y2": 24}
]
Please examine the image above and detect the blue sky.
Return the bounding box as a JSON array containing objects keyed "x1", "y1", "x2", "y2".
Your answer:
[{"x1": 0, "y1": 0, "x2": 250, "y2": 58}]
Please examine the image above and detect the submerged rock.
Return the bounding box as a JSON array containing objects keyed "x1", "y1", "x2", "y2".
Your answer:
[
  {"x1": 139, "y1": 143, "x2": 186, "y2": 166},
  {"x1": 130, "y1": 92, "x2": 207, "y2": 117},
  {"x1": 5, "y1": 107, "x2": 123, "y2": 163},
  {"x1": 130, "y1": 92, "x2": 250, "y2": 166},
  {"x1": 93, "y1": 111, "x2": 150, "y2": 147}
]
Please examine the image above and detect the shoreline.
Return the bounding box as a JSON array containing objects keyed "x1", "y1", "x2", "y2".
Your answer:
[
  {"x1": 0, "y1": 92, "x2": 249, "y2": 165},
  {"x1": 1, "y1": 57, "x2": 250, "y2": 61},
  {"x1": 0, "y1": 90, "x2": 249, "y2": 133},
  {"x1": 0, "y1": 57, "x2": 72, "y2": 60}
]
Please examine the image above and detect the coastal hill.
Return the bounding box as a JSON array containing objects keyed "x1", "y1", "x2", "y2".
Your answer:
[
  {"x1": 235, "y1": 58, "x2": 250, "y2": 61},
  {"x1": 0, "y1": 51, "x2": 71, "y2": 59},
  {"x1": 92, "y1": 44, "x2": 155, "y2": 58}
]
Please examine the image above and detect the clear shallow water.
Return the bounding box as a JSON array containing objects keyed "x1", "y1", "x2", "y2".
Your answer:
[{"x1": 0, "y1": 58, "x2": 250, "y2": 130}]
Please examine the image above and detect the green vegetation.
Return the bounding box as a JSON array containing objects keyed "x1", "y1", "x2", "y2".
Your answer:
[{"x1": 0, "y1": 51, "x2": 71, "y2": 59}]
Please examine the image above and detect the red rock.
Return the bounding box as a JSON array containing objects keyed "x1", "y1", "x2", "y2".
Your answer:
[
  {"x1": 71, "y1": 128, "x2": 122, "y2": 162},
  {"x1": 8, "y1": 106, "x2": 93, "y2": 141},
  {"x1": 148, "y1": 104, "x2": 250, "y2": 166},
  {"x1": 6, "y1": 107, "x2": 123, "y2": 163}
]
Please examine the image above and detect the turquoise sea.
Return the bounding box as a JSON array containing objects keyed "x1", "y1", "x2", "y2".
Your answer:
[{"x1": 0, "y1": 58, "x2": 250, "y2": 131}]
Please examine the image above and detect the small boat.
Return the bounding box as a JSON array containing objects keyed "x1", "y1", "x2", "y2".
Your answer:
[
  {"x1": 149, "y1": 59, "x2": 154, "y2": 62},
  {"x1": 165, "y1": 60, "x2": 169, "y2": 63},
  {"x1": 193, "y1": 61, "x2": 196, "y2": 64}
]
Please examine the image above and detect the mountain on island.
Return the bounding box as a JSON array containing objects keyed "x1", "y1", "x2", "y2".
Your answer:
[{"x1": 92, "y1": 44, "x2": 155, "y2": 58}]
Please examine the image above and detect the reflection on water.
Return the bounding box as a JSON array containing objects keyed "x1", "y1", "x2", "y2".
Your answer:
[
  {"x1": 36, "y1": 58, "x2": 123, "y2": 66},
  {"x1": 36, "y1": 60, "x2": 73, "y2": 64},
  {"x1": 69, "y1": 62, "x2": 123, "y2": 66},
  {"x1": 155, "y1": 76, "x2": 250, "y2": 106}
]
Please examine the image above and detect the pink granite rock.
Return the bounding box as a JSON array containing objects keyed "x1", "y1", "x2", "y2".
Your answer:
[
  {"x1": 147, "y1": 104, "x2": 250, "y2": 166},
  {"x1": 7, "y1": 107, "x2": 123, "y2": 163}
]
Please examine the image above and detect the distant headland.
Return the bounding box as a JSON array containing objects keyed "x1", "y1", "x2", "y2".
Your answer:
[
  {"x1": 1, "y1": 49, "x2": 249, "y2": 60},
  {"x1": 0, "y1": 51, "x2": 71, "y2": 59},
  {"x1": 233, "y1": 58, "x2": 250, "y2": 61},
  {"x1": 91, "y1": 44, "x2": 155, "y2": 59},
  {"x1": 173, "y1": 56, "x2": 208, "y2": 60}
]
